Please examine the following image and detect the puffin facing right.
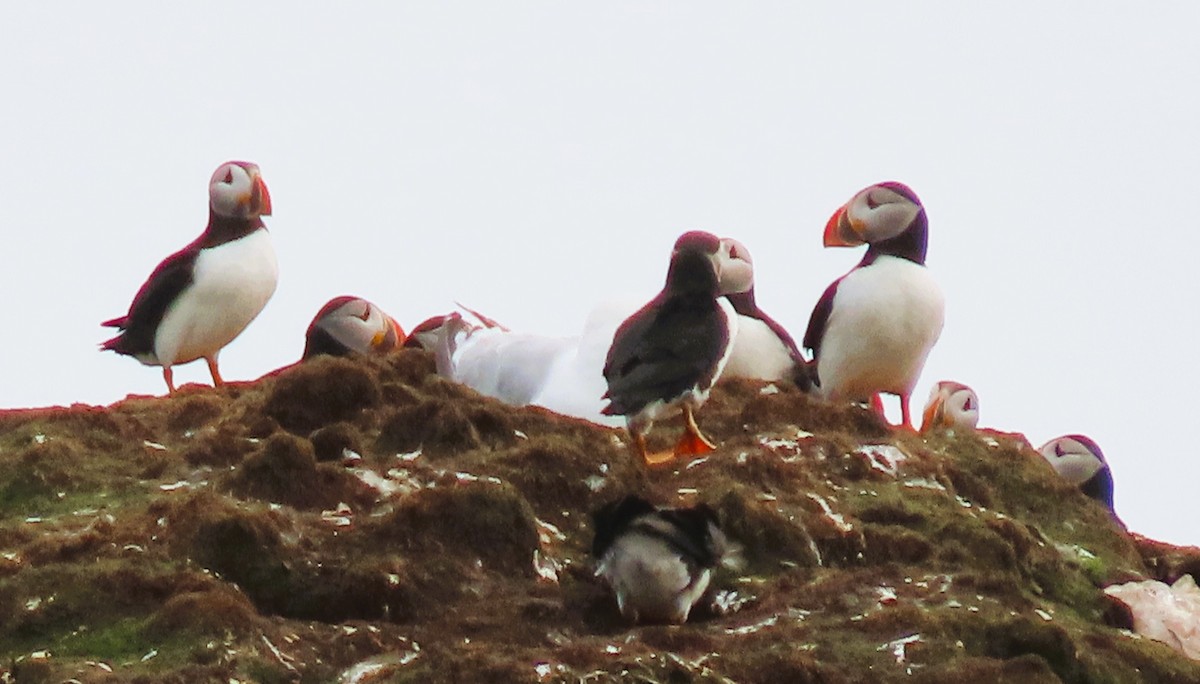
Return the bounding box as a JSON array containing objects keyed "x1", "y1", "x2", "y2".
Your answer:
[
  {"x1": 302, "y1": 296, "x2": 405, "y2": 360},
  {"x1": 602, "y1": 231, "x2": 738, "y2": 466},
  {"x1": 101, "y1": 161, "x2": 277, "y2": 394},
  {"x1": 803, "y1": 182, "x2": 945, "y2": 430}
]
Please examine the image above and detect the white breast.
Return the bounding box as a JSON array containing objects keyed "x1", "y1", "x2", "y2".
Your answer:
[
  {"x1": 155, "y1": 229, "x2": 279, "y2": 366},
  {"x1": 816, "y1": 256, "x2": 944, "y2": 400},
  {"x1": 723, "y1": 315, "x2": 795, "y2": 382},
  {"x1": 597, "y1": 531, "x2": 711, "y2": 624}
]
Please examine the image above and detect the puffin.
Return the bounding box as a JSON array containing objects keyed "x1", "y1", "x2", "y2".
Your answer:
[
  {"x1": 920, "y1": 381, "x2": 980, "y2": 432},
  {"x1": 1037, "y1": 434, "x2": 1115, "y2": 510},
  {"x1": 301, "y1": 296, "x2": 405, "y2": 360},
  {"x1": 602, "y1": 231, "x2": 738, "y2": 466},
  {"x1": 717, "y1": 237, "x2": 812, "y2": 390},
  {"x1": 101, "y1": 161, "x2": 277, "y2": 394},
  {"x1": 803, "y1": 182, "x2": 945, "y2": 429},
  {"x1": 591, "y1": 494, "x2": 740, "y2": 625}
]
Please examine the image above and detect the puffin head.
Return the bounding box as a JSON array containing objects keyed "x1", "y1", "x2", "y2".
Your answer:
[
  {"x1": 209, "y1": 161, "x2": 272, "y2": 219},
  {"x1": 716, "y1": 237, "x2": 755, "y2": 296},
  {"x1": 824, "y1": 182, "x2": 927, "y2": 261},
  {"x1": 1037, "y1": 434, "x2": 1116, "y2": 512},
  {"x1": 920, "y1": 381, "x2": 980, "y2": 432},
  {"x1": 666, "y1": 231, "x2": 724, "y2": 293},
  {"x1": 303, "y1": 296, "x2": 402, "y2": 359},
  {"x1": 1037, "y1": 435, "x2": 1108, "y2": 488}
]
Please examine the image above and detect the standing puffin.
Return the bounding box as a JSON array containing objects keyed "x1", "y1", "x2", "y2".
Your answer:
[
  {"x1": 1037, "y1": 434, "x2": 1115, "y2": 511},
  {"x1": 302, "y1": 296, "x2": 405, "y2": 360},
  {"x1": 602, "y1": 231, "x2": 738, "y2": 466},
  {"x1": 101, "y1": 161, "x2": 278, "y2": 394},
  {"x1": 920, "y1": 381, "x2": 980, "y2": 433},
  {"x1": 591, "y1": 495, "x2": 740, "y2": 625},
  {"x1": 717, "y1": 237, "x2": 812, "y2": 390},
  {"x1": 803, "y1": 182, "x2": 945, "y2": 429}
]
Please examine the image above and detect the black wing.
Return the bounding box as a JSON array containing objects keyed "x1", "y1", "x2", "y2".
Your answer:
[
  {"x1": 802, "y1": 277, "x2": 842, "y2": 361},
  {"x1": 100, "y1": 245, "x2": 198, "y2": 357},
  {"x1": 602, "y1": 295, "x2": 728, "y2": 416}
]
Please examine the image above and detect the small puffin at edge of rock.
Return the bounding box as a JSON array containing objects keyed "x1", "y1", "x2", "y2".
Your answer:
[
  {"x1": 302, "y1": 296, "x2": 405, "y2": 360},
  {"x1": 1037, "y1": 434, "x2": 1116, "y2": 511},
  {"x1": 101, "y1": 161, "x2": 278, "y2": 394},
  {"x1": 803, "y1": 181, "x2": 945, "y2": 430},
  {"x1": 920, "y1": 380, "x2": 980, "y2": 433},
  {"x1": 602, "y1": 231, "x2": 738, "y2": 466},
  {"x1": 717, "y1": 236, "x2": 812, "y2": 391},
  {"x1": 591, "y1": 494, "x2": 740, "y2": 625}
]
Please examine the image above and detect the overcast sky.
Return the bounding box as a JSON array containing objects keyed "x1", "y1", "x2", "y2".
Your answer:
[{"x1": 2, "y1": 4, "x2": 1198, "y2": 547}]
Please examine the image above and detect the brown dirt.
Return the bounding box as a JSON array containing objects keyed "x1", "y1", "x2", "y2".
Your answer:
[{"x1": 0, "y1": 350, "x2": 1198, "y2": 682}]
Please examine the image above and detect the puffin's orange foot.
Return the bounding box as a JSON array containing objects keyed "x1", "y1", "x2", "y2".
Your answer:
[
  {"x1": 643, "y1": 449, "x2": 680, "y2": 467},
  {"x1": 674, "y1": 429, "x2": 716, "y2": 457},
  {"x1": 631, "y1": 433, "x2": 678, "y2": 468}
]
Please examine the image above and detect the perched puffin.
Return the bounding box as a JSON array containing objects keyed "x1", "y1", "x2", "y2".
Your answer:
[
  {"x1": 920, "y1": 381, "x2": 980, "y2": 433},
  {"x1": 302, "y1": 296, "x2": 405, "y2": 360},
  {"x1": 591, "y1": 495, "x2": 739, "y2": 625},
  {"x1": 717, "y1": 237, "x2": 812, "y2": 390},
  {"x1": 803, "y1": 182, "x2": 945, "y2": 429},
  {"x1": 1037, "y1": 435, "x2": 1115, "y2": 510},
  {"x1": 602, "y1": 231, "x2": 738, "y2": 466},
  {"x1": 101, "y1": 161, "x2": 277, "y2": 394}
]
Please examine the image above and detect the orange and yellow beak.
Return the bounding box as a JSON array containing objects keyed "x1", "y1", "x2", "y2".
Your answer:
[
  {"x1": 921, "y1": 394, "x2": 946, "y2": 433},
  {"x1": 823, "y1": 204, "x2": 864, "y2": 248},
  {"x1": 371, "y1": 316, "x2": 405, "y2": 351},
  {"x1": 252, "y1": 174, "x2": 272, "y2": 216}
]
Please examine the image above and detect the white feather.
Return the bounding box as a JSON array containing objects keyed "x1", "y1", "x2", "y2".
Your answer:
[
  {"x1": 723, "y1": 314, "x2": 795, "y2": 382},
  {"x1": 816, "y1": 256, "x2": 944, "y2": 400},
  {"x1": 153, "y1": 229, "x2": 278, "y2": 367}
]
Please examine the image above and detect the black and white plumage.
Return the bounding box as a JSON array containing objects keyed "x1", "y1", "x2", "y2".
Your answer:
[
  {"x1": 803, "y1": 182, "x2": 945, "y2": 429},
  {"x1": 101, "y1": 161, "x2": 277, "y2": 394},
  {"x1": 717, "y1": 238, "x2": 812, "y2": 391},
  {"x1": 1038, "y1": 434, "x2": 1115, "y2": 510},
  {"x1": 602, "y1": 231, "x2": 738, "y2": 465},
  {"x1": 591, "y1": 495, "x2": 739, "y2": 625},
  {"x1": 920, "y1": 380, "x2": 980, "y2": 432},
  {"x1": 302, "y1": 296, "x2": 405, "y2": 360}
]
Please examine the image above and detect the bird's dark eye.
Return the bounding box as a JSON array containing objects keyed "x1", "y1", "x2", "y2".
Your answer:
[
  {"x1": 729, "y1": 245, "x2": 741, "y2": 259},
  {"x1": 962, "y1": 396, "x2": 974, "y2": 411},
  {"x1": 1054, "y1": 443, "x2": 1066, "y2": 457},
  {"x1": 866, "y1": 193, "x2": 881, "y2": 210},
  {"x1": 223, "y1": 169, "x2": 234, "y2": 184}
]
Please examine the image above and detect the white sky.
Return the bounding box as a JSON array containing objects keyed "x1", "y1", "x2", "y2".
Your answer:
[{"x1": 2, "y1": 4, "x2": 1198, "y2": 546}]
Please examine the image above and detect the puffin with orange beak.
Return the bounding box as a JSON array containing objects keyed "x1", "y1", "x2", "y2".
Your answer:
[
  {"x1": 920, "y1": 380, "x2": 979, "y2": 433},
  {"x1": 302, "y1": 296, "x2": 405, "y2": 360},
  {"x1": 101, "y1": 161, "x2": 278, "y2": 394},
  {"x1": 717, "y1": 237, "x2": 812, "y2": 390},
  {"x1": 603, "y1": 231, "x2": 739, "y2": 466},
  {"x1": 803, "y1": 182, "x2": 945, "y2": 429}
]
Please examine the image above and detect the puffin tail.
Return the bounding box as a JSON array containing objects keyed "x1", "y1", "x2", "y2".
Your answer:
[
  {"x1": 101, "y1": 315, "x2": 128, "y2": 329},
  {"x1": 99, "y1": 332, "x2": 126, "y2": 354}
]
